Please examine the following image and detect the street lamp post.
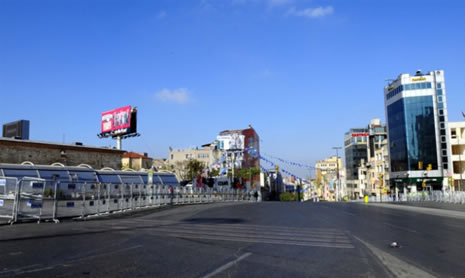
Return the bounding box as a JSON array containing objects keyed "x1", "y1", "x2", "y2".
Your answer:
[{"x1": 333, "y1": 147, "x2": 342, "y2": 202}]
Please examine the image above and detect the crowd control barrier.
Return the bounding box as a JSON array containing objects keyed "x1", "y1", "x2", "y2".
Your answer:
[
  {"x1": 0, "y1": 177, "x2": 256, "y2": 224},
  {"x1": 353, "y1": 190, "x2": 465, "y2": 204}
]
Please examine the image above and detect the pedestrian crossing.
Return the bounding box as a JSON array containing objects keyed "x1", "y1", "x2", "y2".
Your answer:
[{"x1": 116, "y1": 218, "x2": 354, "y2": 249}]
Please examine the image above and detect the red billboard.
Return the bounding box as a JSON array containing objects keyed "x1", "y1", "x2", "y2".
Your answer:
[{"x1": 101, "y1": 106, "x2": 132, "y2": 134}]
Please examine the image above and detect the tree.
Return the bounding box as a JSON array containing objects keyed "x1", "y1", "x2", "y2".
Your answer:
[
  {"x1": 237, "y1": 167, "x2": 261, "y2": 188},
  {"x1": 172, "y1": 161, "x2": 189, "y2": 181},
  {"x1": 208, "y1": 168, "x2": 220, "y2": 177},
  {"x1": 186, "y1": 159, "x2": 205, "y2": 181},
  {"x1": 171, "y1": 159, "x2": 205, "y2": 181}
]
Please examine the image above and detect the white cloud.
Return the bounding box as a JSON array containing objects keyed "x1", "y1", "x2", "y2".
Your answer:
[
  {"x1": 287, "y1": 6, "x2": 334, "y2": 18},
  {"x1": 154, "y1": 88, "x2": 192, "y2": 104},
  {"x1": 156, "y1": 10, "x2": 167, "y2": 19}
]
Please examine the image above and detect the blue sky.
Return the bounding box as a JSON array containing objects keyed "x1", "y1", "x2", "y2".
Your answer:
[{"x1": 1, "y1": 0, "x2": 465, "y2": 178}]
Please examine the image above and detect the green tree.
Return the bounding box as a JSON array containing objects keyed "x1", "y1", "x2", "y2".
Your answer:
[
  {"x1": 208, "y1": 168, "x2": 220, "y2": 177},
  {"x1": 186, "y1": 159, "x2": 205, "y2": 181},
  {"x1": 237, "y1": 167, "x2": 261, "y2": 188}
]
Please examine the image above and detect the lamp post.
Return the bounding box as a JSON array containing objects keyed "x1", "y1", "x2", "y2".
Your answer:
[{"x1": 333, "y1": 147, "x2": 342, "y2": 202}]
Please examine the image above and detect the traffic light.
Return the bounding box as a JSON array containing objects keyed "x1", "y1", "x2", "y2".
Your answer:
[{"x1": 418, "y1": 161, "x2": 423, "y2": 170}]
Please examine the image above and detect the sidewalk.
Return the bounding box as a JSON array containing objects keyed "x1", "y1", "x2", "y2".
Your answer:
[
  {"x1": 392, "y1": 201, "x2": 465, "y2": 213},
  {"x1": 363, "y1": 202, "x2": 465, "y2": 220}
]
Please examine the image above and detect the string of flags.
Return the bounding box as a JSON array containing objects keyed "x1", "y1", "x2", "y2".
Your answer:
[
  {"x1": 260, "y1": 155, "x2": 308, "y2": 183},
  {"x1": 261, "y1": 153, "x2": 315, "y2": 169}
]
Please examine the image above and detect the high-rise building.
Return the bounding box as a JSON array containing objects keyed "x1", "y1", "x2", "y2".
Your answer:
[
  {"x1": 384, "y1": 70, "x2": 452, "y2": 193},
  {"x1": 344, "y1": 128, "x2": 369, "y2": 198}
]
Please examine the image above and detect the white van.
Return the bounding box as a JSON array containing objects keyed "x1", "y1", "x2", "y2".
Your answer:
[{"x1": 214, "y1": 177, "x2": 231, "y2": 188}]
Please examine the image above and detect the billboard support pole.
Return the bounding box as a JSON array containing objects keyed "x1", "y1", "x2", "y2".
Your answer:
[{"x1": 116, "y1": 136, "x2": 122, "y2": 150}]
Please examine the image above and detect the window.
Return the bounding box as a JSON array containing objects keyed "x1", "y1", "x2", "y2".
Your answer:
[
  {"x1": 438, "y1": 109, "x2": 444, "y2": 116},
  {"x1": 440, "y1": 123, "x2": 445, "y2": 129},
  {"x1": 439, "y1": 116, "x2": 445, "y2": 122},
  {"x1": 440, "y1": 129, "x2": 446, "y2": 136},
  {"x1": 437, "y1": 83, "x2": 442, "y2": 89},
  {"x1": 441, "y1": 136, "x2": 446, "y2": 143},
  {"x1": 442, "y1": 150, "x2": 448, "y2": 156},
  {"x1": 441, "y1": 143, "x2": 447, "y2": 149},
  {"x1": 443, "y1": 163, "x2": 449, "y2": 170},
  {"x1": 171, "y1": 154, "x2": 173, "y2": 159},
  {"x1": 437, "y1": 96, "x2": 443, "y2": 103},
  {"x1": 438, "y1": 102, "x2": 444, "y2": 109},
  {"x1": 451, "y1": 129, "x2": 457, "y2": 139},
  {"x1": 436, "y1": 89, "x2": 443, "y2": 96}
]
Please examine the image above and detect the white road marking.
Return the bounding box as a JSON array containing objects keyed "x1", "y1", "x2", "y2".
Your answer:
[
  {"x1": 147, "y1": 230, "x2": 354, "y2": 248},
  {"x1": 145, "y1": 226, "x2": 352, "y2": 244},
  {"x1": 200, "y1": 252, "x2": 252, "y2": 278},
  {"x1": 352, "y1": 235, "x2": 437, "y2": 278}
]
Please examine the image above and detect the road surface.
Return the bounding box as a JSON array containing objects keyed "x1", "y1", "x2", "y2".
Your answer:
[{"x1": 1, "y1": 202, "x2": 465, "y2": 277}]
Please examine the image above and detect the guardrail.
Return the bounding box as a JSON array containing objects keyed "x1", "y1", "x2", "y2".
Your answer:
[
  {"x1": 352, "y1": 191, "x2": 465, "y2": 204},
  {"x1": 0, "y1": 177, "x2": 256, "y2": 224}
]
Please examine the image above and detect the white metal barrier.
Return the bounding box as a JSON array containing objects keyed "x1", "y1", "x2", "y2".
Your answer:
[
  {"x1": 0, "y1": 177, "x2": 19, "y2": 223},
  {"x1": 354, "y1": 191, "x2": 465, "y2": 204},
  {"x1": 2, "y1": 177, "x2": 254, "y2": 224}
]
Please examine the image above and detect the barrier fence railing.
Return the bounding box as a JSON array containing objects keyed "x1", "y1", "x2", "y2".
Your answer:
[
  {"x1": 352, "y1": 190, "x2": 465, "y2": 204},
  {"x1": 0, "y1": 177, "x2": 255, "y2": 224}
]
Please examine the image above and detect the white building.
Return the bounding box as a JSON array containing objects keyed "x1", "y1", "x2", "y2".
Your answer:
[
  {"x1": 449, "y1": 122, "x2": 465, "y2": 190},
  {"x1": 385, "y1": 70, "x2": 452, "y2": 193}
]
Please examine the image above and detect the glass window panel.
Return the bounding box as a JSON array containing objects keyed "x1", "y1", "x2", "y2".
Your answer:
[
  {"x1": 97, "y1": 174, "x2": 121, "y2": 183},
  {"x1": 159, "y1": 175, "x2": 179, "y2": 186},
  {"x1": 436, "y1": 89, "x2": 443, "y2": 96},
  {"x1": 3, "y1": 169, "x2": 38, "y2": 179},
  {"x1": 38, "y1": 170, "x2": 70, "y2": 181},
  {"x1": 437, "y1": 83, "x2": 442, "y2": 89},
  {"x1": 120, "y1": 175, "x2": 143, "y2": 184},
  {"x1": 69, "y1": 171, "x2": 97, "y2": 182},
  {"x1": 387, "y1": 96, "x2": 438, "y2": 171}
]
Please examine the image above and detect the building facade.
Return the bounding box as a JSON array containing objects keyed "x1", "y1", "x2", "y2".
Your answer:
[
  {"x1": 449, "y1": 121, "x2": 465, "y2": 191},
  {"x1": 315, "y1": 156, "x2": 343, "y2": 200},
  {"x1": 385, "y1": 70, "x2": 452, "y2": 193},
  {"x1": 365, "y1": 119, "x2": 389, "y2": 196},
  {"x1": 344, "y1": 128, "x2": 369, "y2": 199},
  {"x1": 0, "y1": 138, "x2": 124, "y2": 169},
  {"x1": 122, "y1": 152, "x2": 153, "y2": 171}
]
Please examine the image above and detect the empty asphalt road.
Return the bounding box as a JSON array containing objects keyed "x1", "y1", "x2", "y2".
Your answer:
[{"x1": 1, "y1": 202, "x2": 465, "y2": 277}]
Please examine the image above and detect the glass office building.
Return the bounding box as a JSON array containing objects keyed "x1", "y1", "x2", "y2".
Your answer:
[{"x1": 385, "y1": 70, "x2": 452, "y2": 192}]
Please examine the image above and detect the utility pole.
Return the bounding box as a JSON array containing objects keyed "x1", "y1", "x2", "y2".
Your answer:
[{"x1": 333, "y1": 147, "x2": 342, "y2": 202}]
